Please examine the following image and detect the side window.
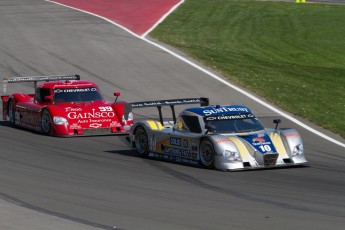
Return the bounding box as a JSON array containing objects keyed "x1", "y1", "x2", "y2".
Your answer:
[
  {"x1": 181, "y1": 115, "x2": 201, "y2": 133},
  {"x1": 36, "y1": 88, "x2": 51, "y2": 102}
]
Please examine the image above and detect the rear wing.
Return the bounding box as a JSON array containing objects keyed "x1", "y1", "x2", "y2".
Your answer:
[
  {"x1": 131, "y1": 97, "x2": 209, "y2": 125},
  {"x1": 2, "y1": 74, "x2": 80, "y2": 94}
]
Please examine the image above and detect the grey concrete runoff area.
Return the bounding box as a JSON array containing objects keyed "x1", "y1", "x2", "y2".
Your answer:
[{"x1": 0, "y1": 1, "x2": 344, "y2": 230}]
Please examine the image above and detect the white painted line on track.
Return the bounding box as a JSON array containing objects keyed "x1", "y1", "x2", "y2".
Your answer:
[{"x1": 45, "y1": 0, "x2": 345, "y2": 148}]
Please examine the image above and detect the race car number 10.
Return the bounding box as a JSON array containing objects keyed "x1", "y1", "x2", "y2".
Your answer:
[{"x1": 259, "y1": 145, "x2": 272, "y2": 152}]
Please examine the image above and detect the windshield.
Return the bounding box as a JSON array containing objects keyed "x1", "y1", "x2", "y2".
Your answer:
[
  {"x1": 204, "y1": 116, "x2": 264, "y2": 133},
  {"x1": 53, "y1": 87, "x2": 103, "y2": 103}
]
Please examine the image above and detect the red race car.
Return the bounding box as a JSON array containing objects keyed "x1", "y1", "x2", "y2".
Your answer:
[{"x1": 1, "y1": 75, "x2": 133, "y2": 136}]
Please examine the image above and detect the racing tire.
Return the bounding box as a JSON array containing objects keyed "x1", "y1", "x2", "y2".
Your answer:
[
  {"x1": 134, "y1": 126, "x2": 149, "y2": 157},
  {"x1": 200, "y1": 139, "x2": 215, "y2": 169},
  {"x1": 41, "y1": 109, "x2": 52, "y2": 135},
  {"x1": 8, "y1": 100, "x2": 16, "y2": 125}
]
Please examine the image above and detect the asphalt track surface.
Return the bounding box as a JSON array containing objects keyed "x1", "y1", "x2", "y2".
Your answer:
[{"x1": 0, "y1": 0, "x2": 344, "y2": 230}]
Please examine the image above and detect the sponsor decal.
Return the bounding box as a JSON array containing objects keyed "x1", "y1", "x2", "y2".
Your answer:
[
  {"x1": 67, "y1": 108, "x2": 115, "y2": 119},
  {"x1": 110, "y1": 121, "x2": 120, "y2": 127},
  {"x1": 183, "y1": 140, "x2": 189, "y2": 148},
  {"x1": 175, "y1": 157, "x2": 182, "y2": 163},
  {"x1": 215, "y1": 139, "x2": 232, "y2": 144},
  {"x1": 149, "y1": 137, "x2": 157, "y2": 151},
  {"x1": 65, "y1": 107, "x2": 82, "y2": 112},
  {"x1": 132, "y1": 99, "x2": 200, "y2": 108},
  {"x1": 89, "y1": 118, "x2": 112, "y2": 123},
  {"x1": 8, "y1": 75, "x2": 78, "y2": 83},
  {"x1": 189, "y1": 160, "x2": 199, "y2": 165},
  {"x1": 89, "y1": 123, "x2": 102, "y2": 128},
  {"x1": 284, "y1": 133, "x2": 300, "y2": 137},
  {"x1": 252, "y1": 141, "x2": 272, "y2": 146},
  {"x1": 205, "y1": 113, "x2": 254, "y2": 121},
  {"x1": 170, "y1": 137, "x2": 181, "y2": 146},
  {"x1": 182, "y1": 158, "x2": 190, "y2": 164},
  {"x1": 147, "y1": 152, "x2": 199, "y2": 165},
  {"x1": 244, "y1": 135, "x2": 277, "y2": 154},
  {"x1": 203, "y1": 106, "x2": 249, "y2": 116},
  {"x1": 252, "y1": 137, "x2": 265, "y2": 143},
  {"x1": 163, "y1": 146, "x2": 192, "y2": 158},
  {"x1": 54, "y1": 87, "x2": 97, "y2": 93},
  {"x1": 70, "y1": 123, "x2": 82, "y2": 129}
]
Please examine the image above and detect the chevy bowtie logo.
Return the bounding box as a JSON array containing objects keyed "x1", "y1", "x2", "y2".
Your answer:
[{"x1": 90, "y1": 123, "x2": 102, "y2": 128}]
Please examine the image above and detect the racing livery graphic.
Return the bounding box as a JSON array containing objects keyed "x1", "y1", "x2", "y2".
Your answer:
[
  {"x1": 127, "y1": 98, "x2": 308, "y2": 171},
  {"x1": 1, "y1": 75, "x2": 133, "y2": 136}
]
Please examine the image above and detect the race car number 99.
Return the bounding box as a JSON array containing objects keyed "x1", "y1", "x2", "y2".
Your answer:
[{"x1": 99, "y1": 106, "x2": 113, "y2": 112}]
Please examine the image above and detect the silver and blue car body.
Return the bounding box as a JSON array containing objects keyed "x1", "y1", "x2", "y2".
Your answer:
[{"x1": 127, "y1": 98, "x2": 308, "y2": 171}]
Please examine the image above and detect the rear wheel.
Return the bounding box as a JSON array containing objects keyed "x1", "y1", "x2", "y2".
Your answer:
[
  {"x1": 41, "y1": 109, "x2": 52, "y2": 135},
  {"x1": 134, "y1": 126, "x2": 149, "y2": 157},
  {"x1": 200, "y1": 139, "x2": 215, "y2": 169},
  {"x1": 8, "y1": 100, "x2": 16, "y2": 125}
]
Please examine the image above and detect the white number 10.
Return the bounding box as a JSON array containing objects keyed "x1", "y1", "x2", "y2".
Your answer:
[{"x1": 259, "y1": 145, "x2": 272, "y2": 152}]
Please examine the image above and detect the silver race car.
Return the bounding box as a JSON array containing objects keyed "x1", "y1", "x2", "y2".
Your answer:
[{"x1": 127, "y1": 98, "x2": 308, "y2": 171}]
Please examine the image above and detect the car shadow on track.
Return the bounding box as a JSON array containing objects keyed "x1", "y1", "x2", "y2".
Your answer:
[
  {"x1": 105, "y1": 149, "x2": 140, "y2": 158},
  {"x1": 106, "y1": 148, "x2": 309, "y2": 173},
  {"x1": 105, "y1": 148, "x2": 207, "y2": 170},
  {"x1": 0, "y1": 120, "x2": 55, "y2": 137}
]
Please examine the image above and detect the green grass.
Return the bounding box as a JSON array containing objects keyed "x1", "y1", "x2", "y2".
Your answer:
[{"x1": 150, "y1": 0, "x2": 345, "y2": 138}]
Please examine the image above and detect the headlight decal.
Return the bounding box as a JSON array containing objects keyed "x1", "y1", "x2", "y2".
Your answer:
[
  {"x1": 228, "y1": 137, "x2": 248, "y2": 160},
  {"x1": 223, "y1": 150, "x2": 241, "y2": 162},
  {"x1": 53, "y1": 116, "x2": 68, "y2": 125},
  {"x1": 292, "y1": 144, "x2": 304, "y2": 156}
]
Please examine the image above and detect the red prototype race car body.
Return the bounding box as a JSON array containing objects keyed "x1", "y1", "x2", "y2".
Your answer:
[{"x1": 1, "y1": 75, "x2": 133, "y2": 136}]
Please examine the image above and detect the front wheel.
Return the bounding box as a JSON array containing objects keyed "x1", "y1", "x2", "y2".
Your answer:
[
  {"x1": 41, "y1": 109, "x2": 52, "y2": 135},
  {"x1": 134, "y1": 126, "x2": 149, "y2": 157},
  {"x1": 200, "y1": 139, "x2": 215, "y2": 169}
]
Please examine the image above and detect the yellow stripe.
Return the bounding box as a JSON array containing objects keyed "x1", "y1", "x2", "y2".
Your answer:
[
  {"x1": 270, "y1": 133, "x2": 289, "y2": 158},
  {"x1": 147, "y1": 120, "x2": 164, "y2": 130},
  {"x1": 228, "y1": 137, "x2": 250, "y2": 160},
  {"x1": 154, "y1": 121, "x2": 164, "y2": 130}
]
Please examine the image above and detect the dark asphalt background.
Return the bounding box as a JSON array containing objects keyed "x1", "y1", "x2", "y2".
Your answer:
[{"x1": 0, "y1": 0, "x2": 344, "y2": 230}]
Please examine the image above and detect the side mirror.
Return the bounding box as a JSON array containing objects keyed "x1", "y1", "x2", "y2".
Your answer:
[
  {"x1": 273, "y1": 119, "x2": 281, "y2": 130},
  {"x1": 44, "y1": 95, "x2": 53, "y2": 102},
  {"x1": 200, "y1": 97, "x2": 209, "y2": 106},
  {"x1": 114, "y1": 92, "x2": 120, "y2": 103},
  {"x1": 205, "y1": 124, "x2": 216, "y2": 134}
]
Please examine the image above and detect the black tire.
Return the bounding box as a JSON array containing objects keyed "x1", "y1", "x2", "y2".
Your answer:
[
  {"x1": 134, "y1": 126, "x2": 149, "y2": 157},
  {"x1": 8, "y1": 100, "x2": 16, "y2": 125},
  {"x1": 41, "y1": 109, "x2": 52, "y2": 135},
  {"x1": 200, "y1": 139, "x2": 215, "y2": 169}
]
